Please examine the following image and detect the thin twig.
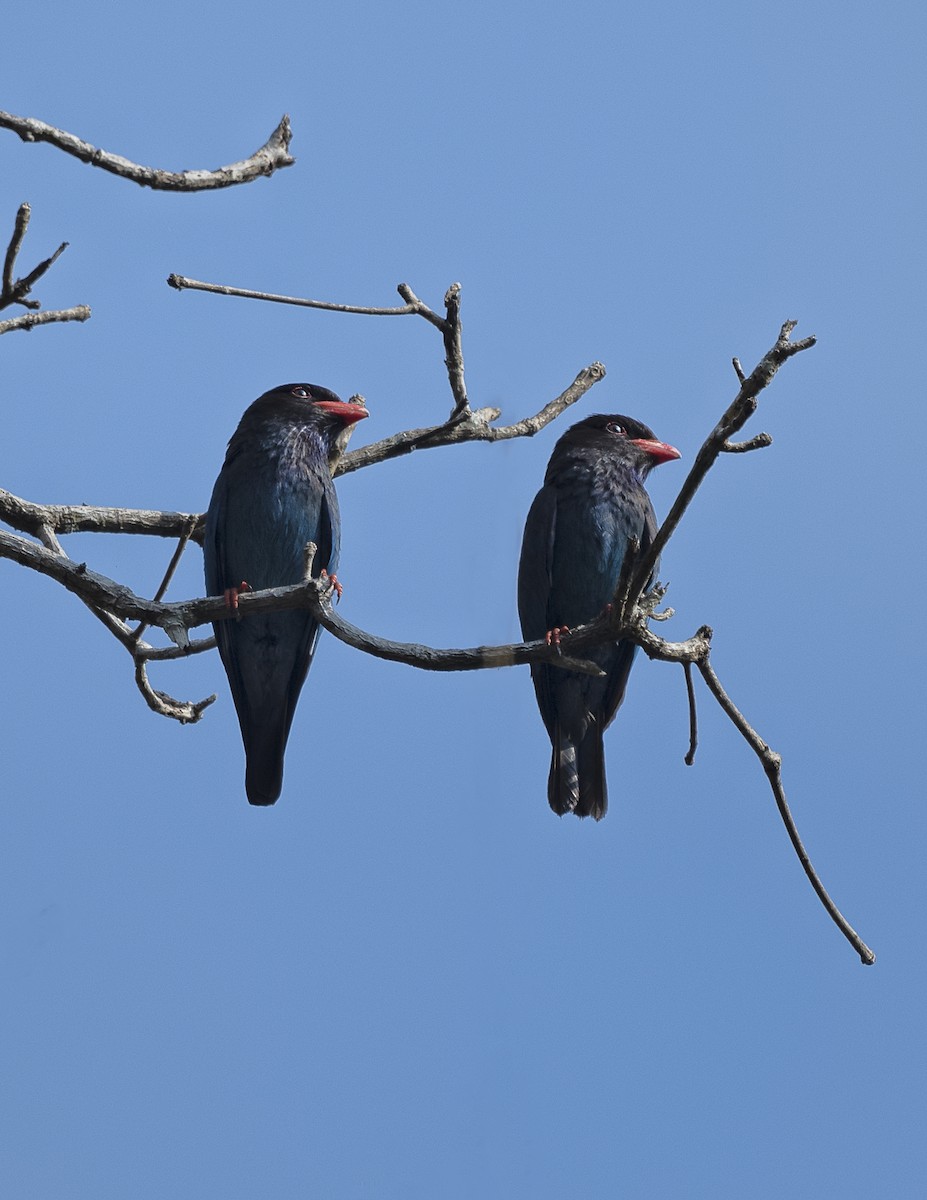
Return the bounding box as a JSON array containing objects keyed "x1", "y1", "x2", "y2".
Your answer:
[
  {"x1": 683, "y1": 661, "x2": 698, "y2": 765},
  {"x1": 132, "y1": 519, "x2": 197, "y2": 644},
  {"x1": 134, "y1": 659, "x2": 216, "y2": 723},
  {"x1": 0, "y1": 111, "x2": 294, "y2": 191},
  {"x1": 2, "y1": 202, "x2": 31, "y2": 302},
  {"x1": 0, "y1": 305, "x2": 90, "y2": 335},
  {"x1": 167, "y1": 274, "x2": 419, "y2": 317},
  {"x1": 631, "y1": 616, "x2": 873, "y2": 962},
  {"x1": 168, "y1": 273, "x2": 468, "y2": 414},
  {"x1": 723, "y1": 433, "x2": 773, "y2": 454},
  {"x1": 628, "y1": 321, "x2": 816, "y2": 604},
  {"x1": 0, "y1": 203, "x2": 88, "y2": 330},
  {"x1": 695, "y1": 656, "x2": 875, "y2": 965},
  {"x1": 337, "y1": 361, "x2": 607, "y2": 475},
  {"x1": 4, "y1": 240, "x2": 69, "y2": 310},
  {"x1": 139, "y1": 636, "x2": 217, "y2": 661},
  {"x1": 440, "y1": 282, "x2": 470, "y2": 417},
  {"x1": 611, "y1": 536, "x2": 641, "y2": 623}
]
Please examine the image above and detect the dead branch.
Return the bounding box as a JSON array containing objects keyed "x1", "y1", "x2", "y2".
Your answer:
[
  {"x1": 1, "y1": 202, "x2": 68, "y2": 311},
  {"x1": 0, "y1": 306, "x2": 91, "y2": 335},
  {"x1": 683, "y1": 662, "x2": 698, "y2": 766},
  {"x1": 2, "y1": 296, "x2": 872, "y2": 961},
  {"x1": 0, "y1": 489, "x2": 205, "y2": 542},
  {"x1": 0, "y1": 528, "x2": 604, "y2": 675},
  {"x1": 168, "y1": 273, "x2": 606, "y2": 444},
  {"x1": 0, "y1": 203, "x2": 90, "y2": 333},
  {"x1": 0, "y1": 111, "x2": 294, "y2": 191},
  {"x1": 628, "y1": 321, "x2": 816, "y2": 604},
  {"x1": 694, "y1": 655, "x2": 875, "y2": 966},
  {"x1": 166, "y1": 274, "x2": 423, "y2": 318},
  {"x1": 337, "y1": 361, "x2": 607, "y2": 475}
]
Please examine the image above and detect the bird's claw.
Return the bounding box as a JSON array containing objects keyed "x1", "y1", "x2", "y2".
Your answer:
[
  {"x1": 545, "y1": 624, "x2": 571, "y2": 649},
  {"x1": 320, "y1": 570, "x2": 343, "y2": 603},
  {"x1": 223, "y1": 581, "x2": 252, "y2": 611}
]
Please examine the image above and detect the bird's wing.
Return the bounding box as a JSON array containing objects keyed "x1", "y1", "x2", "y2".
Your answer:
[
  {"x1": 280, "y1": 478, "x2": 339, "y2": 722},
  {"x1": 597, "y1": 493, "x2": 659, "y2": 729},
  {"x1": 203, "y1": 467, "x2": 259, "y2": 724},
  {"x1": 518, "y1": 485, "x2": 564, "y2": 741},
  {"x1": 517, "y1": 484, "x2": 557, "y2": 640}
]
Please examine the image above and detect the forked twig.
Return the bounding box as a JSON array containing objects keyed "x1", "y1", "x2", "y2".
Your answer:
[{"x1": 0, "y1": 203, "x2": 90, "y2": 333}]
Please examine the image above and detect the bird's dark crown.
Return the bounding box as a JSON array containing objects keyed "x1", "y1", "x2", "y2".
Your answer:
[
  {"x1": 258, "y1": 383, "x2": 344, "y2": 407},
  {"x1": 564, "y1": 413, "x2": 659, "y2": 442}
]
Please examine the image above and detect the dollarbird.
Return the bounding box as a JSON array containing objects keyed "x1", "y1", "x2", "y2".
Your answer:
[
  {"x1": 517, "y1": 414, "x2": 680, "y2": 820},
  {"x1": 204, "y1": 383, "x2": 368, "y2": 805}
]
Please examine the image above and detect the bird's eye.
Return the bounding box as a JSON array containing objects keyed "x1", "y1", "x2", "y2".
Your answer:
[
  {"x1": 292, "y1": 386, "x2": 311, "y2": 398},
  {"x1": 605, "y1": 422, "x2": 625, "y2": 435}
]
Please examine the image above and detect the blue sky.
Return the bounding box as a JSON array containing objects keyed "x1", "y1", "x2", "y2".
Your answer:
[{"x1": 2, "y1": 3, "x2": 925, "y2": 1197}]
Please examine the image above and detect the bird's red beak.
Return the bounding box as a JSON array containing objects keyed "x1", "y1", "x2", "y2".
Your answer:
[
  {"x1": 315, "y1": 398, "x2": 369, "y2": 425},
  {"x1": 631, "y1": 438, "x2": 681, "y2": 465}
]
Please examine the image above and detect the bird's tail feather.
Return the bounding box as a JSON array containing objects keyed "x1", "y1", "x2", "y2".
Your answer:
[
  {"x1": 548, "y1": 727, "x2": 608, "y2": 820},
  {"x1": 243, "y1": 729, "x2": 286, "y2": 806},
  {"x1": 576, "y1": 728, "x2": 608, "y2": 820},
  {"x1": 548, "y1": 738, "x2": 579, "y2": 816}
]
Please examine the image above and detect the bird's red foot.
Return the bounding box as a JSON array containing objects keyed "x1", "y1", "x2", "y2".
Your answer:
[
  {"x1": 320, "y1": 570, "x2": 343, "y2": 602},
  {"x1": 223, "y1": 581, "x2": 252, "y2": 611},
  {"x1": 545, "y1": 624, "x2": 571, "y2": 648}
]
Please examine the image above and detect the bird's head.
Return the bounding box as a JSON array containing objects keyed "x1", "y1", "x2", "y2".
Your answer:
[
  {"x1": 258, "y1": 383, "x2": 369, "y2": 466},
  {"x1": 561, "y1": 413, "x2": 680, "y2": 475}
]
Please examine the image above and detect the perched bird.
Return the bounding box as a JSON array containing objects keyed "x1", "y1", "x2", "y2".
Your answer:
[
  {"x1": 517, "y1": 414, "x2": 680, "y2": 820},
  {"x1": 204, "y1": 383, "x2": 368, "y2": 805}
]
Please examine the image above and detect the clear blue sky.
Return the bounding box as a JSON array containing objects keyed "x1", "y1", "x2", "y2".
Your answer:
[{"x1": 3, "y1": 3, "x2": 924, "y2": 1197}]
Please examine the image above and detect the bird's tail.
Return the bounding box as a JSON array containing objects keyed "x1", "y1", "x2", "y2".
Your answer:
[
  {"x1": 243, "y1": 727, "x2": 287, "y2": 806},
  {"x1": 548, "y1": 727, "x2": 608, "y2": 820}
]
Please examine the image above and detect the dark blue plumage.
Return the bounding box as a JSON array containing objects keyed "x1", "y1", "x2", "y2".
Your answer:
[
  {"x1": 517, "y1": 414, "x2": 680, "y2": 820},
  {"x1": 204, "y1": 383, "x2": 368, "y2": 805}
]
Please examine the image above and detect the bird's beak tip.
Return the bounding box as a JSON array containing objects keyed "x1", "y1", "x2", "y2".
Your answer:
[{"x1": 632, "y1": 438, "x2": 681, "y2": 465}]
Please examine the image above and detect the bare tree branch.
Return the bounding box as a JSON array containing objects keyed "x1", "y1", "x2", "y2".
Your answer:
[
  {"x1": 337, "y1": 361, "x2": 607, "y2": 475},
  {"x1": 2, "y1": 202, "x2": 31, "y2": 300},
  {"x1": 722, "y1": 432, "x2": 773, "y2": 454},
  {"x1": 0, "y1": 306, "x2": 91, "y2": 335},
  {"x1": 683, "y1": 661, "x2": 698, "y2": 766},
  {"x1": 0, "y1": 528, "x2": 606, "y2": 676},
  {"x1": 0, "y1": 111, "x2": 294, "y2": 191},
  {"x1": 0, "y1": 488, "x2": 204, "y2": 542},
  {"x1": 168, "y1": 275, "x2": 472, "y2": 414},
  {"x1": 694, "y1": 655, "x2": 875, "y2": 966},
  {"x1": 134, "y1": 658, "x2": 216, "y2": 723},
  {"x1": 628, "y1": 321, "x2": 815, "y2": 603},
  {"x1": 169, "y1": 271, "x2": 473, "y2": 414},
  {"x1": 1, "y1": 203, "x2": 67, "y2": 310},
  {"x1": 166, "y1": 273, "x2": 421, "y2": 317},
  {"x1": 0, "y1": 203, "x2": 89, "y2": 333},
  {"x1": 130, "y1": 519, "x2": 198, "y2": 646},
  {"x1": 3, "y1": 291, "x2": 870, "y2": 960}
]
